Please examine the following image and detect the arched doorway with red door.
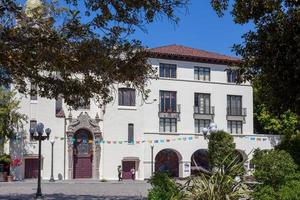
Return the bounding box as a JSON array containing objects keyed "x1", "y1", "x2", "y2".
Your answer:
[
  {"x1": 73, "y1": 129, "x2": 93, "y2": 179},
  {"x1": 155, "y1": 149, "x2": 182, "y2": 178}
]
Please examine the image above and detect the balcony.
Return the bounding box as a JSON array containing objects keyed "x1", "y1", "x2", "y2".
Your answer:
[
  {"x1": 227, "y1": 107, "x2": 247, "y2": 122},
  {"x1": 158, "y1": 104, "x2": 181, "y2": 120},
  {"x1": 193, "y1": 106, "x2": 215, "y2": 120}
]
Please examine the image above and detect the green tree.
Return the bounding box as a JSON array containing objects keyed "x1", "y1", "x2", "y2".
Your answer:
[
  {"x1": 0, "y1": 0, "x2": 188, "y2": 108},
  {"x1": 208, "y1": 130, "x2": 236, "y2": 169},
  {"x1": 255, "y1": 104, "x2": 299, "y2": 136},
  {"x1": 211, "y1": 0, "x2": 300, "y2": 116},
  {"x1": 277, "y1": 133, "x2": 300, "y2": 168},
  {"x1": 0, "y1": 87, "x2": 26, "y2": 149},
  {"x1": 252, "y1": 149, "x2": 297, "y2": 190}
]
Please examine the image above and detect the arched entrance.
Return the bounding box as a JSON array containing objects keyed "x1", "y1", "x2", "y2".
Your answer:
[
  {"x1": 191, "y1": 149, "x2": 209, "y2": 175},
  {"x1": 234, "y1": 150, "x2": 247, "y2": 163},
  {"x1": 73, "y1": 129, "x2": 93, "y2": 178},
  {"x1": 67, "y1": 112, "x2": 102, "y2": 179},
  {"x1": 155, "y1": 149, "x2": 181, "y2": 177}
]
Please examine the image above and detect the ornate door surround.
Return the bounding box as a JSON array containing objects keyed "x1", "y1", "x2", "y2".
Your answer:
[{"x1": 67, "y1": 112, "x2": 102, "y2": 179}]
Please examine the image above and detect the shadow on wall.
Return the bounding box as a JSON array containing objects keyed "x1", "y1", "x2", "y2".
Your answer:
[{"x1": 0, "y1": 193, "x2": 147, "y2": 200}]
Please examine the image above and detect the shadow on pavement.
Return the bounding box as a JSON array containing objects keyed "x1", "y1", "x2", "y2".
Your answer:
[{"x1": 0, "y1": 193, "x2": 146, "y2": 200}]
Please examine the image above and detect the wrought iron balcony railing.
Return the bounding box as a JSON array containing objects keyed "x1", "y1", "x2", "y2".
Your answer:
[
  {"x1": 194, "y1": 106, "x2": 215, "y2": 115},
  {"x1": 158, "y1": 104, "x2": 181, "y2": 113},
  {"x1": 227, "y1": 107, "x2": 247, "y2": 116}
]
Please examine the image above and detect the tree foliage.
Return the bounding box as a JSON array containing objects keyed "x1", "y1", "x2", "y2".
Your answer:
[
  {"x1": 255, "y1": 104, "x2": 299, "y2": 136},
  {"x1": 252, "y1": 149, "x2": 297, "y2": 190},
  {"x1": 208, "y1": 130, "x2": 236, "y2": 169},
  {"x1": 0, "y1": 0, "x2": 188, "y2": 108},
  {"x1": 211, "y1": 0, "x2": 300, "y2": 116},
  {"x1": 0, "y1": 87, "x2": 26, "y2": 147},
  {"x1": 277, "y1": 132, "x2": 300, "y2": 168}
]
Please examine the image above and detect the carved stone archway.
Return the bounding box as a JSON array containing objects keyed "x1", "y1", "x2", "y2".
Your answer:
[{"x1": 67, "y1": 112, "x2": 102, "y2": 179}]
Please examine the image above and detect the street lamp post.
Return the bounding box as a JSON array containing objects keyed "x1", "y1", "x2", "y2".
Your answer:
[
  {"x1": 29, "y1": 123, "x2": 51, "y2": 199},
  {"x1": 202, "y1": 122, "x2": 218, "y2": 139},
  {"x1": 151, "y1": 145, "x2": 154, "y2": 177},
  {"x1": 49, "y1": 139, "x2": 55, "y2": 182}
]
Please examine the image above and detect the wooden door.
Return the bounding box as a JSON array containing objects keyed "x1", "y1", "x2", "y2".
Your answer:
[
  {"x1": 73, "y1": 130, "x2": 93, "y2": 179},
  {"x1": 122, "y1": 161, "x2": 135, "y2": 179},
  {"x1": 25, "y1": 158, "x2": 39, "y2": 179}
]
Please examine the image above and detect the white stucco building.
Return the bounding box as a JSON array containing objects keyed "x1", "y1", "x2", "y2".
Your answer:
[{"x1": 7, "y1": 45, "x2": 280, "y2": 181}]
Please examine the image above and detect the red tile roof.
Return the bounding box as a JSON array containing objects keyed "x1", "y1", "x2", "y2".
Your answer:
[{"x1": 148, "y1": 44, "x2": 241, "y2": 65}]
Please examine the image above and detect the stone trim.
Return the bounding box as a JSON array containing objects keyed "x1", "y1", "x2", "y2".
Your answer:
[{"x1": 67, "y1": 112, "x2": 102, "y2": 179}]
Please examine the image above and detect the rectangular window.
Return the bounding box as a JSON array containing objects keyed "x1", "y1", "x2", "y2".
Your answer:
[
  {"x1": 29, "y1": 120, "x2": 37, "y2": 141},
  {"x1": 227, "y1": 69, "x2": 238, "y2": 83},
  {"x1": 194, "y1": 119, "x2": 211, "y2": 133},
  {"x1": 159, "y1": 118, "x2": 177, "y2": 132},
  {"x1": 118, "y1": 88, "x2": 136, "y2": 106},
  {"x1": 227, "y1": 120, "x2": 243, "y2": 134},
  {"x1": 194, "y1": 67, "x2": 210, "y2": 81},
  {"x1": 194, "y1": 93, "x2": 211, "y2": 114},
  {"x1": 159, "y1": 63, "x2": 177, "y2": 78},
  {"x1": 55, "y1": 96, "x2": 63, "y2": 116},
  {"x1": 159, "y1": 91, "x2": 177, "y2": 112},
  {"x1": 227, "y1": 95, "x2": 242, "y2": 115},
  {"x1": 30, "y1": 83, "x2": 37, "y2": 100},
  {"x1": 128, "y1": 124, "x2": 134, "y2": 143}
]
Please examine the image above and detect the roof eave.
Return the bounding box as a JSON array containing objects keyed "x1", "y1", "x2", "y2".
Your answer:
[{"x1": 147, "y1": 52, "x2": 242, "y2": 65}]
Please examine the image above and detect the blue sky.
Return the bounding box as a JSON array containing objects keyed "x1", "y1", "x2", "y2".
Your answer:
[{"x1": 132, "y1": 0, "x2": 252, "y2": 57}]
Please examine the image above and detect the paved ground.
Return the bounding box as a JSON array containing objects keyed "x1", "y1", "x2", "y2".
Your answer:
[{"x1": 0, "y1": 180, "x2": 151, "y2": 200}]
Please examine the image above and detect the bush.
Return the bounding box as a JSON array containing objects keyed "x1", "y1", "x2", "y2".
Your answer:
[
  {"x1": 277, "y1": 133, "x2": 300, "y2": 169},
  {"x1": 186, "y1": 156, "x2": 249, "y2": 200},
  {"x1": 278, "y1": 180, "x2": 300, "y2": 200},
  {"x1": 208, "y1": 130, "x2": 235, "y2": 169},
  {"x1": 148, "y1": 172, "x2": 185, "y2": 200},
  {"x1": 252, "y1": 149, "x2": 297, "y2": 188},
  {"x1": 252, "y1": 185, "x2": 277, "y2": 200}
]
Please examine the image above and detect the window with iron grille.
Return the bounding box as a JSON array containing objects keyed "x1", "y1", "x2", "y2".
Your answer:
[
  {"x1": 159, "y1": 91, "x2": 177, "y2": 112},
  {"x1": 227, "y1": 95, "x2": 242, "y2": 115},
  {"x1": 194, "y1": 93, "x2": 211, "y2": 114}
]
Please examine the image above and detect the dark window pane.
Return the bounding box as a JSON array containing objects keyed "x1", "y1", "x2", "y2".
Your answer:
[
  {"x1": 159, "y1": 64, "x2": 176, "y2": 78},
  {"x1": 227, "y1": 95, "x2": 242, "y2": 115},
  {"x1": 30, "y1": 83, "x2": 37, "y2": 100},
  {"x1": 194, "y1": 67, "x2": 210, "y2": 81},
  {"x1": 128, "y1": 124, "x2": 134, "y2": 143},
  {"x1": 30, "y1": 120, "x2": 37, "y2": 141},
  {"x1": 159, "y1": 118, "x2": 177, "y2": 132},
  {"x1": 55, "y1": 96, "x2": 63, "y2": 115},
  {"x1": 160, "y1": 91, "x2": 177, "y2": 112},
  {"x1": 118, "y1": 88, "x2": 136, "y2": 106}
]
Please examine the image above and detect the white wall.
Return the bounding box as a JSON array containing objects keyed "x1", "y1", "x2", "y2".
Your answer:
[{"x1": 12, "y1": 56, "x2": 267, "y2": 181}]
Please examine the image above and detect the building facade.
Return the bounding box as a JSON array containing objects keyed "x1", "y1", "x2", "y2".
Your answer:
[{"x1": 7, "y1": 45, "x2": 280, "y2": 180}]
